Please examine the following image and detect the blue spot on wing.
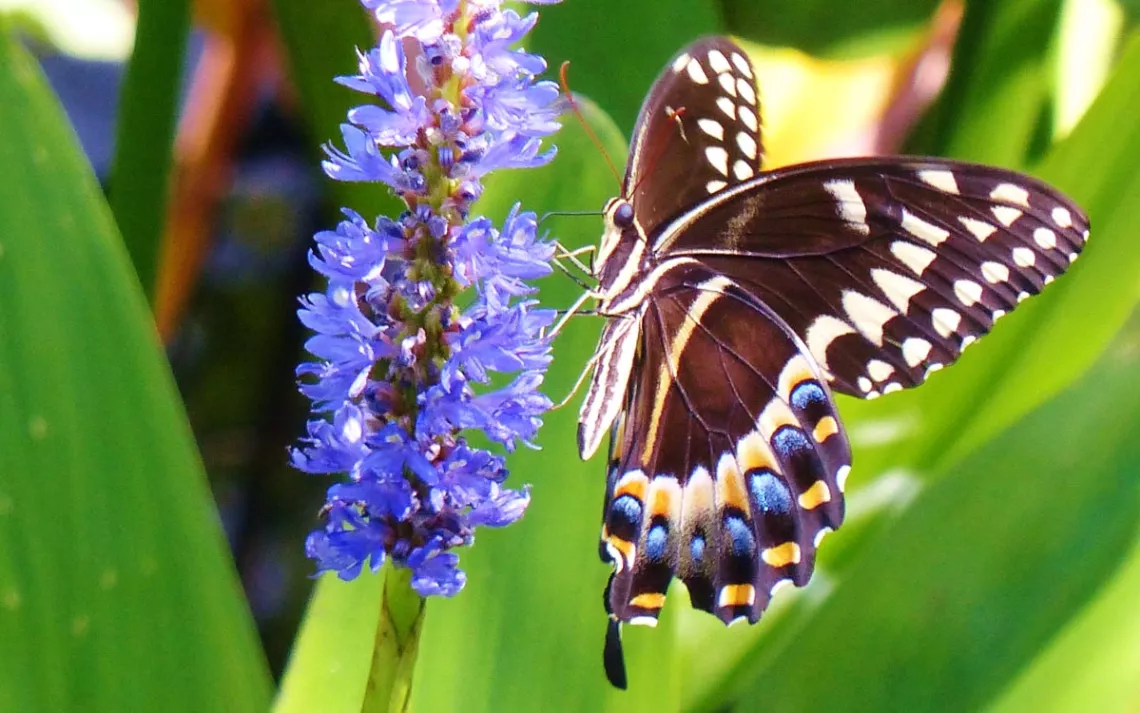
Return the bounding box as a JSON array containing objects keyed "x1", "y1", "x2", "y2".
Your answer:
[
  {"x1": 646, "y1": 523, "x2": 669, "y2": 562},
  {"x1": 690, "y1": 534, "x2": 706, "y2": 564},
  {"x1": 790, "y1": 381, "x2": 827, "y2": 412},
  {"x1": 772, "y1": 426, "x2": 812, "y2": 461},
  {"x1": 610, "y1": 494, "x2": 643, "y2": 528},
  {"x1": 724, "y1": 516, "x2": 755, "y2": 556},
  {"x1": 750, "y1": 471, "x2": 792, "y2": 514}
]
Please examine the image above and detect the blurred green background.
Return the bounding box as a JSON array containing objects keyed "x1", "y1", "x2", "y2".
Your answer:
[{"x1": 1, "y1": 0, "x2": 1140, "y2": 711}]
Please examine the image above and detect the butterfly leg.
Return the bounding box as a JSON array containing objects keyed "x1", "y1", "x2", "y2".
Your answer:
[{"x1": 554, "y1": 242, "x2": 597, "y2": 275}]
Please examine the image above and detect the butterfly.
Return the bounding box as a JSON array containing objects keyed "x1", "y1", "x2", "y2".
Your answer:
[{"x1": 575, "y1": 36, "x2": 1090, "y2": 689}]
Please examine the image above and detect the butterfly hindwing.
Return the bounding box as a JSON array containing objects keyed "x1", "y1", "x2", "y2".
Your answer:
[
  {"x1": 625, "y1": 37, "x2": 763, "y2": 235},
  {"x1": 599, "y1": 262, "x2": 850, "y2": 627},
  {"x1": 653, "y1": 158, "x2": 1090, "y2": 397}
]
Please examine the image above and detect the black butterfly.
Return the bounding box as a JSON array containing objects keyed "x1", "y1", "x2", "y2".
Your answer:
[{"x1": 576, "y1": 36, "x2": 1089, "y2": 689}]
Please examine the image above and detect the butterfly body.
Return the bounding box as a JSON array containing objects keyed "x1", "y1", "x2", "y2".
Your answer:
[{"x1": 577, "y1": 37, "x2": 1089, "y2": 689}]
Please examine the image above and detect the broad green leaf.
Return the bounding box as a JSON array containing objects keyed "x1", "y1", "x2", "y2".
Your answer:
[
  {"x1": 109, "y1": 0, "x2": 190, "y2": 300},
  {"x1": 0, "y1": 32, "x2": 271, "y2": 712},
  {"x1": 276, "y1": 574, "x2": 383, "y2": 713},
  {"x1": 528, "y1": 0, "x2": 722, "y2": 133},
  {"x1": 987, "y1": 506, "x2": 1140, "y2": 713}
]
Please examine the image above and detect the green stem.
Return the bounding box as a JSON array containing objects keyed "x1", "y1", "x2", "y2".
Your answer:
[{"x1": 361, "y1": 566, "x2": 425, "y2": 713}]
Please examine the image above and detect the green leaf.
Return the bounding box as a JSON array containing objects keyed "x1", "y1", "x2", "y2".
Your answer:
[
  {"x1": 108, "y1": 0, "x2": 190, "y2": 300},
  {"x1": 0, "y1": 32, "x2": 271, "y2": 712},
  {"x1": 986, "y1": 502, "x2": 1140, "y2": 713},
  {"x1": 528, "y1": 0, "x2": 722, "y2": 133},
  {"x1": 276, "y1": 574, "x2": 384, "y2": 713}
]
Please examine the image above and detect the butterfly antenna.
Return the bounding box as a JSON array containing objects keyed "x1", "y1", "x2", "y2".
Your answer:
[
  {"x1": 628, "y1": 105, "x2": 687, "y2": 198},
  {"x1": 539, "y1": 209, "x2": 603, "y2": 224},
  {"x1": 561, "y1": 62, "x2": 622, "y2": 188}
]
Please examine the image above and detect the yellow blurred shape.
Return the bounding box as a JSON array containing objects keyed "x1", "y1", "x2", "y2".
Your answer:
[{"x1": 739, "y1": 40, "x2": 898, "y2": 169}]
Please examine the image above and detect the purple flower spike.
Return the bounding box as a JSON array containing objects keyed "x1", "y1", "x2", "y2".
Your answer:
[{"x1": 293, "y1": 0, "x2": 561, "y2": 597}]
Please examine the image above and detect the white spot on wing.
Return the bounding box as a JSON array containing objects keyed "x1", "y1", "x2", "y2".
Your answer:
[
  {"x1": 708, "y1": 49, "x2": 731, "y2": 73},
  {"x1": 733, "y1": 160, "x2": 753, "y2": 180},
  {"x1": 1052, "y1": 206, "x2": 1073, "y2": 228},
  {"x1": 959, "y1": 216, "x2": 998, "y2": 242},
  {"x1": 736, "y1": 78, "x2": 756, "y2": 105},
  {"x1": 836, "y1": 465, "x2": 852, "y2": 491},
  {"x1": 857, "y1": 376, "x2": 873, "y2": 393},
  {"x1": 686, "y1": 59, "x2": 709, "y2": 84},
  {"x1": 805, "y1": 315, "x2": 856, "y2": 372},
  {"x1": 992, "y1": 205, "x2": 1022, "y2": 227},
  {"x1": 991, "y1": 183, "x2": 1030, "y2": 206},
  {"x1": 891, "y1": 241, "x2": 937, "y2": 275},
  {"x1": 736, "y1": 132, "x2": 757, "y2": 159},
  {"x1": 738, "y1": 105, "x2": 758, "y2": 132},
  {"x1": 842, "y1": 291, "x2": 897, "y2": 346},
  {"x1": 953, "y1": 279, "x2": 983, "y2": 307},
  {"x1": 814, "y1": 527, "x2": 833, "y2": 547},
  {"x1": 980, "y1": 261, "x2": 1010, "y2": 283},
  {"x1": 823, "y1": 179, "x2": 869, "y2": 235},
  {"x1": 672, "y1": 53, "x2": 691, "y2": 73},
  {"x1": 707, "y1": 179, "x2": 727, "y2": 194},
  {"x1": 918, "y1": 169, "x2": 959, "y2": 194},
  {"x1": 1034, "y1": 227, "x2": 1057, "y2": 249},
  {"x1": 901, "y1": 209, "x2": 950, "y2": 246},
  {"x1": 1012, "y1": 246, "x2": 1036, "y2": 267},
  {"x1": 902, "y1": 337, "x2": 932, "y2": 367},
  {"x1": 731, "y1": 52, "x2": 752, "y2": 77},
  {"x1": 718, "y1": 73, "x2": 736, "y2": 97},
  {"x1": 706, "y1": 146, "x2": 729, "y2": 175},
  {"x1": 698, "y1": 118, "x2": 724, "y2": 140},
  {"x1": 871, "y1": 268, "x2": 925, "y2": 313},
  {"x1": 867, "y1": 359, "x2": 894, "y2": 382},
  {"x1": 931, "y1": 307, "x2": 962, "y2": 337},
  {"x1": 716, "y1": 96, "x2": 736, "y2": 119}
]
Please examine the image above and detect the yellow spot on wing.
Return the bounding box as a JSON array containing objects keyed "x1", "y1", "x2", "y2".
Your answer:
[
  {"x1": 758, "y1": 399, "x2": 798, "y2": 439},
  {"x1": 715, "y1": 453, "x2": 752, "y2": 515},
  {"x1": 648, "y1": 476, "x2": 682, "y2": 520},
  {"x1": 777, "y1": 355, "x2": 816, "y2": 403},
  {"x1": 630, "y1": 592, "x2": 666, "y2": 610},
  {"x1": 736, "y1": 430, "x2": 779, "y2": 475},
  {"x1": 797, "y1": 480, "x2": 832, "y2": 510},
  {"x1": 614, "y1": 471, "x2": 649, "y2": 502},
  {"x1": 717, "y1": 584, "x2": 756, "y2": 608},
  {"x1": 680, "y1": 466, "x2": 716, "y2": 530},
  {"x1": 812, "y1": 416, "x2": 839, "y2": 443},
  {"x1": 762, "y1": 542, "x2": 802, "y2": 568}
]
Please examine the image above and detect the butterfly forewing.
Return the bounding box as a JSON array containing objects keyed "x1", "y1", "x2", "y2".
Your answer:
[
  {"x1": 654, "y1": 159, "x2": 1090, "y2": 396},
  {"x1": 624, "y1": 37, "x2": 764, "y2": 235}
]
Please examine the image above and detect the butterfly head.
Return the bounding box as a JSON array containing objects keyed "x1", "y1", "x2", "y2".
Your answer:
[{"x1": 594, "y1": 197, "x2": 653, "y2": 312}]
